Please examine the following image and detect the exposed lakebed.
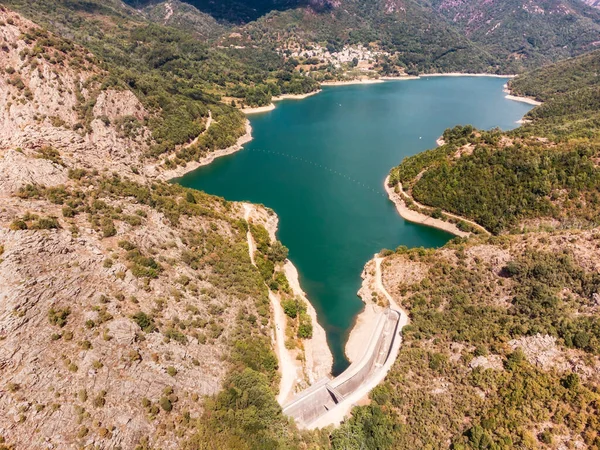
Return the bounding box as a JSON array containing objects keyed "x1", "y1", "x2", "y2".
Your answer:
[{"x1": 177, "y1": 77, "x2": 532, "y2": 375}]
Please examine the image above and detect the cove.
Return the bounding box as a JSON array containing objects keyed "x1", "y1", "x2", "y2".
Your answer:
[{"x1": 176, "y1": 77, "x2": 533, "y2": 375}]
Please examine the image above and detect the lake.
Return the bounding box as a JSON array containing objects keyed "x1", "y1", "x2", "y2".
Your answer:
[{"x1": 176, "y1": 77, "x2": 532, "y2": 375}]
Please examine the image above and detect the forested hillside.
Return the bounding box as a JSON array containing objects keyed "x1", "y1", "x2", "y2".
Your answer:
[
  {"x1": 389, "y1": 50, "x2": 600, "y2": 234},
  {"x1": 125, "y1": 0, "x2": 320, "y2": 23},
  {"x1": 428, "y1": 0, "x2": 600, "y2": 70},
  {"x1": 129, "y1": 0, "x2": 600, "y2": 74},
  {"x1": 336, "y1": 235, "x2": 600, "y2": 449}
]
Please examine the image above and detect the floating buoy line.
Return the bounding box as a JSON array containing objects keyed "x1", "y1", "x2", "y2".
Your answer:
[{"x1": 247, "y1": 148, "x2": 387, "y2": 198}]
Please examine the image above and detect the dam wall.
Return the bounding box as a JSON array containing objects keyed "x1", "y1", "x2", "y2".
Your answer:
[{"x1": 282, "y1": 308, "x2": 401, "y2": 428}]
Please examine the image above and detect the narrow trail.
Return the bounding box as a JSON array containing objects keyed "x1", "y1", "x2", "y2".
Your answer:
[
  {"x1": 385, "y1": 175, "x2": 489, "y2": 237},
  {"x1": 374, "y1": 256, "x2": 399, "y2": 310},
  {"x1": 397, "y1": 180, "x2": 490, "y2": 235},
  {"x1": 183, "y1": 110, "x2": 213, "y2": 150},
  {"x1": 243, "y1": 203, "x2": 298, "y2": 405}
]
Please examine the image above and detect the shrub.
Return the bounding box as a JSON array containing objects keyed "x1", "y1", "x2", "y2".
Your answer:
[
  {"x1": 101, "y1": 218, "x2": 116, "y2": 237},
  {"x1": 32, "y1": 217, "x2": 60, "y2": 230},
  {"x1": 281, "y1": 298, "x2": 298, "y2": 319},
  {"x1": 48, "y1": 307, "x2": 70, "y2": 327},
  {"x1": 159, "y1": 396, "x2": 172, "y2": 412},
  {"x1": 132, "y1": 311, "x2": 156, "y2": 333},
  {"x1": 297, "y1": 313, "x2": 313, "y2": 339},
  {"x1": 10, "y1": 219, "x2": 28, "y2": 230},
  {"x1": 268, "y1": 241, "x2": 289, "y2": 263},
  {"x1": 93, "y1": 391, "x2": 107, "y2": 408}
]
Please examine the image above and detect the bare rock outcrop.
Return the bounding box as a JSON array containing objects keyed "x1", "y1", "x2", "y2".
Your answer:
[
  {"x1": 0, "y1": 8, "x2": 151, "y2": 182},
  {"x1": 0, "y1": 149, "x2": 67, "y2": 195}
]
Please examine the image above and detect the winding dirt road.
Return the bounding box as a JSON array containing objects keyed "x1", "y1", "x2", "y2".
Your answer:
[
  {"x1": 243, "y1": 204, "x2": 298, "y2": 405},
  {"x1": 385, "y1": 175, "x2": 489, "y2": 237}
]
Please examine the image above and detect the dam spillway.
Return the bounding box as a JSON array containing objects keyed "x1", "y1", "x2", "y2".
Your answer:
[{"x1": 282, "y1": 308, "x2": 402, "y2": 428}]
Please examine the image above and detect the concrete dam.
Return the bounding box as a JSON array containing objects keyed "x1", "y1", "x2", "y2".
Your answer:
[{"x1": 282, "y1": 307, "x2": 403, "y2": 428}]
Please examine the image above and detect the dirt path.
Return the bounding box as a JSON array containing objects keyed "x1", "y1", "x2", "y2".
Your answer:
[
  {"x1": 374, "y1": 257, "x2": 398, "y2": 308},
  {"x1": 183, "y1": 110, "x2": 213, "y2": 149},
  {"x1": 385, "y1": 175, "x2": 489, "y2": 237},
  {"x1": 397, "y1": 180, "x2": 490, "y2": 235},
  {"x1": 243, "y1": 204, "x2": 298, "y2": 405}
]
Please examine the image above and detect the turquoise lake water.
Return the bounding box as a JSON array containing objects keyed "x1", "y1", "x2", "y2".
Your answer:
[{"x1": 176, "y1": 77, "x2": 532, "y2": 375}]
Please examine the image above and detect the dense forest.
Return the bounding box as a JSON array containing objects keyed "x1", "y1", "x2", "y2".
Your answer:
[{"x1": 125, "y1": 0, "x2": 320, "y2": 23}]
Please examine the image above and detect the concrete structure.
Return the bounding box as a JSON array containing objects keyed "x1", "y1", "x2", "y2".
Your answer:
[{"x1": 282, "y1": 308, "x2": 402, "y2": 428}]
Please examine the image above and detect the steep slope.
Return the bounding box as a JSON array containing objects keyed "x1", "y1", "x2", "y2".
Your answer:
[
  {"x1": 124, "y1": 0, "x2": 319, "y2": 24},
  {"x1": 0, "y1": 9, "x2": 153, "y2": 185},
  {"x1": 232, "y1": 0, "x2": 502, "y2": 74},
  {"x1": 426, "y1": 0, "x2": 600, "y2": 70},
  {"x1": 582, "y1": 0, "x2": 600, "y2": 8},
  {"x1": 138, "y1": 0, "x2": 225, "y2": 39},
  {"x1": 138, "y1": 0, "x2": 600, "y2": 74},
  {"x1": 0, "y1": 6, "x2": 327, "y2": 449}
]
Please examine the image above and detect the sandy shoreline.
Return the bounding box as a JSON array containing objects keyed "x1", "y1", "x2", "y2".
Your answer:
[
  {"x1": 384, "y1": 175, "x2": 471, "y2": 237},
  {"x1": 321, "y1": 79, "x2": 385, "y2": 86},
  {"x1": 283, "y1": 262, "x2": 333, "y2": 383},
  {"x1": 505, "y1": 93, "x2": 542, "y2": 106},
  {"x1": 380, "y1": 75, "x2": 420, "y2": 81},
  {"x1": 242, "y1": 90, "x2": 322, "y2": 115},
  {"x1": 152, "y1": 120, "x2": 253, "y2": 181},
  {"x1": 424, "y1": 73, "x2": 516, "y2": 78},
  {"x1": 503, "y1": 84, "x2": 543, "y2": 106},
  {"x1": 347, "y1": 259, "x2": 385, "y2": 363},
  {"x1": 243, "y1": 104, "x2": 276, "y2": 114},
  {"x1": 273, "y1": 90, "x2": 322, "y2": 101}
]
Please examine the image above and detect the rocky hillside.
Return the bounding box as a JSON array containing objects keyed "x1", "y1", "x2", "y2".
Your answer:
[
  {"x1": 582, "y1": 0, "x2": 600, "y2": 8},
  {"x1": 334, "y1": 233, "x2": 600, "y2": 448},
  {"x1": 0, "y1": 8, "x2": 154, "y2": 189},
  {"x1": 135, "y1": 0, "x2": 225, "y2": 39},
  {"x1": 0, "y1": 6, "x2": 321, "y2": 449},
  {"x1": 429, "y1": 0, "x2": 600, "y2": 68}
]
